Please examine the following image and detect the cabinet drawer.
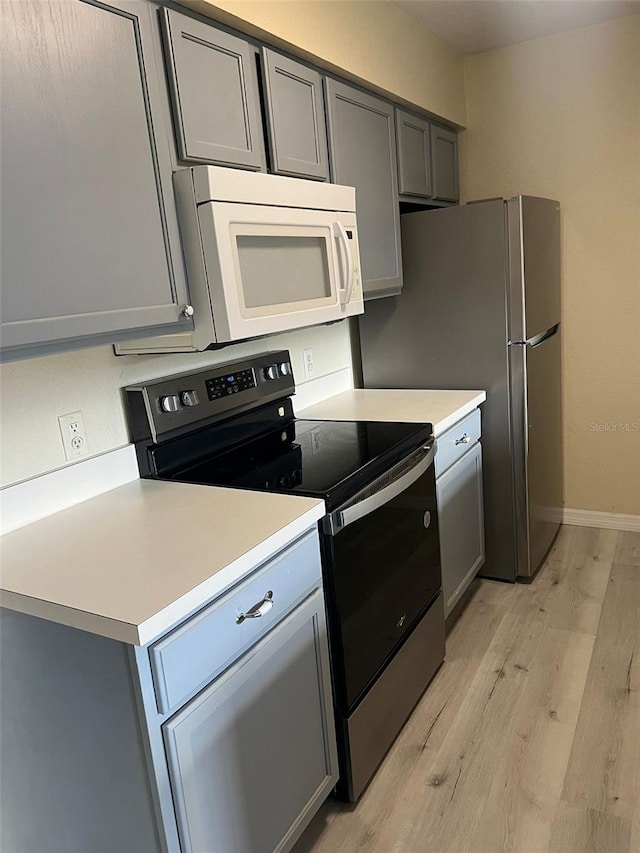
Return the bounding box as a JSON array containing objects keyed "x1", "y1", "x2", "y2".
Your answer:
[
  {"x1": 435, "y1": 408, "x2": 482, "y2": 477},
  {"x1": 149, "y1": 530, "x2": 322, "y2": 714}
]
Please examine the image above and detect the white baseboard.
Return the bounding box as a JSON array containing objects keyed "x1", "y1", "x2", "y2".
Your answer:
[
  {"x1": 562, "y1": 508, "x2": 640, "y2": 533},
  {"x1": 1, "y1": 446, "x2": 139, "y2": 535}
]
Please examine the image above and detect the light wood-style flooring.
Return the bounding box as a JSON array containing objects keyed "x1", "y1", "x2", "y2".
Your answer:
[{"x1": 295, "y1": 526, "x2": 640, "y2": 853}]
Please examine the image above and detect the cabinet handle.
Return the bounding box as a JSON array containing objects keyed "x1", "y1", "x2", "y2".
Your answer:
[
  {"x1": 182, "y1": 304, "x2": 194, "y2": 318},
  {"x1": 236, "y1": 591, "x2": 274, "y2": 624},
  {"x1": 455, "y1": 433, "x2": 470, "y2": 445}
]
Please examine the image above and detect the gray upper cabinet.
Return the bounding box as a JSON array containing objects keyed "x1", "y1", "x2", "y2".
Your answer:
[
  {"x1": 260, "y1": 48, "x2": 329, "y2": 180},
  {"x1": 396, "y1": 108, "x2": 433, "y2": 198},
  {"x1": 431, "y1": 124, "x2": 460, "y2": 202},
  {"x1": 0, "y1": 0, "x2": 191, "y2": 357},
  {"x1": 160, "y1": 8, "x2": 265, "y2": 169},
  {"x1": 325, "y1": 80, "x2": 402, "y2": 299}
]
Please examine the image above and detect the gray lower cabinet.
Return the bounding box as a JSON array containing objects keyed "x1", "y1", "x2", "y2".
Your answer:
[
  {"x1": 164, "y1": 591, "x2": 335, "y2": 853},
  {"x1": 0, "y1": 0, "x2": 191, "y2": 358},
  {"x1": 325, "y1": 80, "x2": 402, "y2": 299},
  {"x1": 431, "y1": 124, "x2": 460, "y2": 202},
  {"x1": 160, "y1": 7, "x2": 265, "y2": 169},
  {"x1": 261, "y1": 48, "x2": 329, "y2": 180},
  {"x1": 436, "y1": 412, "x2": 485, "y2": 617},
  {"x1": 0, "y1": 529, "x2": 337, "y2": 853},
  {"x1": 395, "y1": 108, "x2": 433, "y2": 198}
]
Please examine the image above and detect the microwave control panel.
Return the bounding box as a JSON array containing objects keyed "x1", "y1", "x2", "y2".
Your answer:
[{"x1": 125, "y1": 350, "x2": 295, "y2": 442}]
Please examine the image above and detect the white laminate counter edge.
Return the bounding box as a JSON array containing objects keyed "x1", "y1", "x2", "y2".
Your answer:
[
  {"x1": 429, "y1": 392, "x2": 486, "y2": 435},
  {"x1": 134, "y1": 501, "x2": 325, "y2": 645},
  {"x1": 1, "y1": 445, "x2": 139, "y2": 535},
  {"x1": 0, "y1": 500, "x2": 325, "y2": 646}
]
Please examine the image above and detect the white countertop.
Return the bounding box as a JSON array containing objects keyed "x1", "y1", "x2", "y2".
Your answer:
[
  {"x1": 300, "y1": 389, "x2": 486, "y2": 436},
  {"x1": 0, "y1": 479, "x2": 324, "y2": 646}
]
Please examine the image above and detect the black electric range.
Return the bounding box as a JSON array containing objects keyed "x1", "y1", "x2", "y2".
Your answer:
[{"x1": 126, "y1": 350, "x2": 445, "y2": 802}]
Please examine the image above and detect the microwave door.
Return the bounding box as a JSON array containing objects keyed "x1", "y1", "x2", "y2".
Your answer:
[{"x1": 198, "y1": 201, "x2": 345, "y2": 342}]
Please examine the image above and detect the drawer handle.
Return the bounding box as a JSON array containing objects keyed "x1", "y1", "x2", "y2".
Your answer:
[
  {"x1": 455, "y1": 433, "x2": 470, "y2": 445},
  {"x1": 236, "y1": 592, "x2": 274, "y2": 624}
]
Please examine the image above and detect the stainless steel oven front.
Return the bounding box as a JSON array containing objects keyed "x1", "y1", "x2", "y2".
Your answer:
[{"x1": 319, "y1": 440, "x2": 445, "y2": 802}]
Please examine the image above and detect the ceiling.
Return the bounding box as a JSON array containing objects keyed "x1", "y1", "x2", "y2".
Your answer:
[{"x1": 394, "y1": 0, "x2": 640, "y2": 54}]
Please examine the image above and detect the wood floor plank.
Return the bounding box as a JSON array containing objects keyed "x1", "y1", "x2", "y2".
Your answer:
[
  {"x1": 613, "y1": 530, "x2": 640, "y2": 566},
  {"x1": 471, "y1": 627, "x2": 595, "y2": 853},
  {"x1": 561, "y1": 553, "x2": 640, "y2": 820},
  {"x1": 380, "y1": 592, "x2": 549, "y2": 852},
  {"x1": 294, "y1": 526, "x2": 640, "y2": 853},
  {"x1": 630, "y1": 804, "x2": 640, "y2": 853},
  {"x1": 295, "y1": 597, "x2": 509, "y2": 852},
  {"x1": 544, "y1": 527, "x2": 617, "y2": 635},
  {"x1": 548, "y1": 802, "x2": 631, "y2": 853}
]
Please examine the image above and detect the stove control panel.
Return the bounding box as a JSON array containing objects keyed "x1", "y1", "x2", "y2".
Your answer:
[
  {"x1": 125, "y1": 350, "x2": 295, "y2": 442},
  {"x1": 206, "y1": 368, "x2": 256, "y2": 401}
]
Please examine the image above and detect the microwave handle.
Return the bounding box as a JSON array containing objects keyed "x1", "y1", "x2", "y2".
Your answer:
[{"x1": 333, "y1": 221, "x2": 354, "y2": 304}]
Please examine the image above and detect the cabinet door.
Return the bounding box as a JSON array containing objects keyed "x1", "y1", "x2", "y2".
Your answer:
[
  {"x1": 325, "y1": 80, "x2": 402, "y2": 299},
  {"x1": 430, "y1": 124, "x2": 459, "y2": 202},
  {"x1": 163, "y1": 590, "x2": 338, "y2": 853},
  {"x1": 261, "y1": 48, "x2": 329, "y2": 180},
  {"x1": 0, "y1": 0, "x2": 190, "y2": 355},
  {"x1": 396, "y1": 108, "x2": 432, "y2": 198},
  {"x1": 161, "y1": 8, "x2": 264, "y2": 169},
  {"x1": 437, "y1": 442, "x2": 485, "y2": 617}
]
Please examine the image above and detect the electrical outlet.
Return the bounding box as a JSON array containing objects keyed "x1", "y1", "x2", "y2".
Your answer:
[
  {"x1": 311, "y1": 426, "x2": 322, "y2": 454},
  {"x1": 58, "y1": 411, "x2": 88, "y2": 461},
  {"x1": 302, "y1": 348, "x2": 314, "y2": 380}
]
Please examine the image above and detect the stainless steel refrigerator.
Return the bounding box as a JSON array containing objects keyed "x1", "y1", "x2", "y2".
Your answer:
[{"x1": 358, "y1": 197, "x2": 562, "y2": 581}]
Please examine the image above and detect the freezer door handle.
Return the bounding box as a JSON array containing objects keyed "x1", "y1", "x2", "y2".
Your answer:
[{"x1": 509, "y1": 323, "x2": 559, "y2": 349}]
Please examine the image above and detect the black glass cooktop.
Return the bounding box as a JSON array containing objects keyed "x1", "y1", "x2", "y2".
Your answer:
[{"x1": 168, "y1": 417, "x2": 431, "y2": 510}]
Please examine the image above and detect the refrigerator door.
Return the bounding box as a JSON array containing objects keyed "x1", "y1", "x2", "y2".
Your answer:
[
  {"x1": 510, "y1": 328, "x2": 563, "y2": 576},
  {"x1": 507, "y1": 196, "x2": 561, "y2": 341},
  {"x1": 359, "y1": 200, "x2": 519, "y2": 582},
  {"x1": 507, "y1": 196, "x2": 562, "y2": 577}
]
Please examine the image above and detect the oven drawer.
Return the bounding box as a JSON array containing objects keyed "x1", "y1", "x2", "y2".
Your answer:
[
  {"x1": 149, "y1": 530, "x2": 322, "y2": 714},
  {"x1": 435, "y1": 408, "x2": 481, "y2": 477}
]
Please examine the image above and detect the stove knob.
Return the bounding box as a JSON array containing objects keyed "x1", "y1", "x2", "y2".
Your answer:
[
  {"x1": 181, "y1": 390, "x2": 199, "y2": 407},
  {"x1": 279, "y1": 362, "x2": 292, "y2": 376},
  {"x1": 264, "y1": 365, "x2": 279, "y2": 381},
  {"x1": 160, "y1": 395, "x2": 180, "y2": 413}
]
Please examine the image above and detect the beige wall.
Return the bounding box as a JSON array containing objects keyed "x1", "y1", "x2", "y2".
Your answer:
[
  {"x1": 460, "y1": 15, "x2": 640, "y2": 515},
  {"x1": 180, "y1": 0, "x2": 467, "y2": 126}
]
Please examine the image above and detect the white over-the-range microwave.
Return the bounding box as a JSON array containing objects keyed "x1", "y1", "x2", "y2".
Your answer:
[{"x1": 117, "y1": 166, "x2": 364, "y2": 354}]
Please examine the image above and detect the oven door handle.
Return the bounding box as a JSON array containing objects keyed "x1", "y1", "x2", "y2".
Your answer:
[{"x1": 325, "y1": 441, "x2": 437, "y2": 534}]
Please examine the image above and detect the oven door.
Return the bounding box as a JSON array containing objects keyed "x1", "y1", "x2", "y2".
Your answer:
[
  {"x1": 196, "y1": 201, "x2": 362, "y2": 341},
  {"x1": 322, "y1": 440, "x2": 441, "y2": 712}
]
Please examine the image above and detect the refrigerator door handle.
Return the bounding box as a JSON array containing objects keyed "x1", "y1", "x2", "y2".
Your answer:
[{"x1": 509, "y1": 322, "x2": 559, "y2": 349}]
